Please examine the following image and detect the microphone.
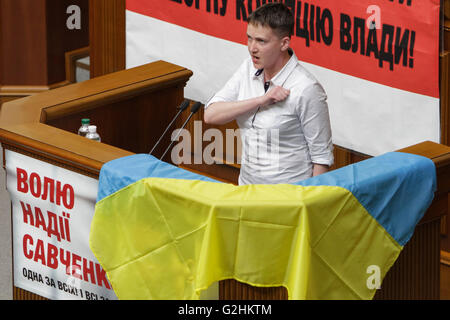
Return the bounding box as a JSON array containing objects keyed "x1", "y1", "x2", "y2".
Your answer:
[
  {"x1": 149, "y1": 99, "x2": 190, "y2": 155},
  {"x1": 160, "y1": 101, "x2": 202, "y2": 161}
]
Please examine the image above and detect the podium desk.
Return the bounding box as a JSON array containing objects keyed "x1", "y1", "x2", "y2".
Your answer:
[
  {"x1": 0, "y1": 60, "x2": 449, "y2": 299},
  {"x1": 0, "y1": 60, "x2": 192, "y2": 299}
]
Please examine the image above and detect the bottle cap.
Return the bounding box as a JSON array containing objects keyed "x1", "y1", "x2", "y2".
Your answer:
[
  {"x1": 88, "y1": 125, "x2": 97, "y2": 133},
  {"x1": 81, "y1": 118, "x2": 90, "y2": 125}
]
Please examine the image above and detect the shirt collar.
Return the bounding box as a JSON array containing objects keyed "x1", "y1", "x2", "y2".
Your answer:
[{"x1": 251, "y1": 49, "x2": 298, "y2": 87}]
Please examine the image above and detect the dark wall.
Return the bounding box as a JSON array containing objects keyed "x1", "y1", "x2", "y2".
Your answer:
[{"x1": 0, "y1": 0, "x2": 89, "y2": 86}]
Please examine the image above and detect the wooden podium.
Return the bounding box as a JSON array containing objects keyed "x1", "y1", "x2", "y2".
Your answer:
[
  {"x1": 1, "y1": 61, "x2": 449, "y2": 300},
  {"x1": 0, "y1": 60, "x2": 192, "y2": 299}
]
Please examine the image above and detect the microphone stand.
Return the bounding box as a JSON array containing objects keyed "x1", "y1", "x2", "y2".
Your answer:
[
  {"x1": 160, "y1": 101, "x2": 202, "y2": 161},
  {"x1": 149, "y1": 99, "x2": 190, "y2": 155}
]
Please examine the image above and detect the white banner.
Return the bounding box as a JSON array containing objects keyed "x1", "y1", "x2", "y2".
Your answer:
[
  {"x1": 6, "y1": 150, "x2": 117, "y2": 300},
  {"x1": 126, "y1": 0, "x2": 441, "y2": 156}
]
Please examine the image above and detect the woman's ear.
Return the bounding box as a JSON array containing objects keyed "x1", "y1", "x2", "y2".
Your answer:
[{"x1": 280, "y1": 36, "x2": 291, "y2": 51}]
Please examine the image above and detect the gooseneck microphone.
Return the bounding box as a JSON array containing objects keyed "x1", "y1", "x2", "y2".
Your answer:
[
  {"x1": 159, "y1": 101, "x2": 202, "y2": 161},
  {"x1": 149, "y1": 99, "x2": 190, "y2": 155}
]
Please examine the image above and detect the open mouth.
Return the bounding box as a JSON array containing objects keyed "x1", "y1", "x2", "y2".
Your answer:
[{"x1": 252, "y1": 55, "x2": 260, "y2": 63}]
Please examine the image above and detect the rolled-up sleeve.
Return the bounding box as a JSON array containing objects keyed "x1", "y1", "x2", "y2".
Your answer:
[{"x1": 297, "y1": 83, "x2": 334, "y2": 166}]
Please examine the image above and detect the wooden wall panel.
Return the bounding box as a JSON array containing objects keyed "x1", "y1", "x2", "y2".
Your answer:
[
  {"x1": 0, "y1": 0, "x2": 48, "y2": 85},
  {"x1": 441, "y1": 249, "x2": 450, "y2": 299},
  {"x1": 46, "y1": 0, "x2": 90, "y2": 84},
  {"x1": 219, "y1": 280, "x2": 288, "y2": 300},
  {"x1": 0, "y1": 0, "x2": 89, "y2": 107},
  {"x1": 0, "y1": 0, "x2": 89, "y2": 86},
  {"x1": 374, "y1": 219, "x2": 441, "y2": 300},
  {"x1": 13, "y1": 287, "x2": 48, "y2": 301},
  {"x1": 89, "y1": 0, "x2": 125, "y2": 78}
]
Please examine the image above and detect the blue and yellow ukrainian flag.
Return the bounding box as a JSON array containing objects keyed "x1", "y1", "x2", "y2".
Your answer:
[{"x1": 89, "y1": 152, "x2": 436, "y2": 300}]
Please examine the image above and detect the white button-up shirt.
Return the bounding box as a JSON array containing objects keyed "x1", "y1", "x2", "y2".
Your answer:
[{"x1": 206, "y1": 51, "x2": 334, "y2": 185}]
